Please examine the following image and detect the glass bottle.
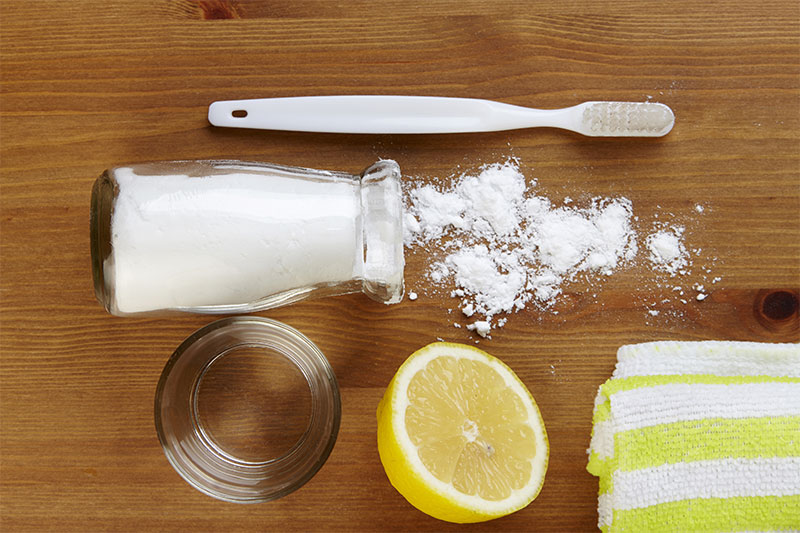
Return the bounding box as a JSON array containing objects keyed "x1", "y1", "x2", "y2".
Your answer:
[{"x1": 90, "y1": 159, "x2": 404, "y2": 316}]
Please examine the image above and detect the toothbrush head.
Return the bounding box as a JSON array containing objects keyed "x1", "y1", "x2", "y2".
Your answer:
[{"x1": 581, "y1": 102, "x2": 675, "y2": 137}]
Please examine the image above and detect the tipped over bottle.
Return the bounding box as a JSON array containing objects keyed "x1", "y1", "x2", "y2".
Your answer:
[{"x1": 90, "y1": 159, "x2": 405, "y2": 316}]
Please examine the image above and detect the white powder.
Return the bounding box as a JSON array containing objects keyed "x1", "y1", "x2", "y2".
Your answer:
[
  {"x1": 446, "y1": 244, "x2": 527, "y2": 315},
  {"x1": 107, "y1": 166, "x2": 362, "y2": 314},
  {"x1": 404, "y1": 160, "x2": 526, "y2": 245},
  {"x1": 404, "y1": 161, "x2": 638, "y2": 334},
  {"x1": 404, "y1": 159, "x2": 715, "y2": 336},
  {"x1": 405, "y1": 187, "x2": 467, "y2": 241},
  {"x1": 528, "y1": 197, "x2": 637, "y2": 275},
  {"x1": 457, "y1": 162, "x2": 526, "y2": 235},
  {"x1": 647, "y1": 228, "x2": 688, "y2": 275},
  {"x1": 467, "y1": 320, "x2": 491, "y2": 338}
]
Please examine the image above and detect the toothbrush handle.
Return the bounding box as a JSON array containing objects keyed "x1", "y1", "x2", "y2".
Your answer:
[{"x1": 208, "y1": 95, "x2": 560, "y2": 134}]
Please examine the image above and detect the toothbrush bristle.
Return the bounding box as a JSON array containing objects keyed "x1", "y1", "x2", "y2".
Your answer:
[{"x1": 582, "y1": 102, "x2": 674, "y2": 137}]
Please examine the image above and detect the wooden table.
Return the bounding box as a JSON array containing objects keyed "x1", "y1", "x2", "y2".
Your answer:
[{"x1": 2, "y1": 1, "x2": 798, "y2": 530}]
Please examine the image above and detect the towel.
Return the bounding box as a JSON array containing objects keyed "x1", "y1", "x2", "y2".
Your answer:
[{"x1": 587, "y1": 341, "x2": 800, "y2": 532}]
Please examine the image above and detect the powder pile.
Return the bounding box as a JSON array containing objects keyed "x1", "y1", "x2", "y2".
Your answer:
[
  {"x1": 404, "y1": 160, "x2": 713, "y2": 337},
  {"x1": 647, "y1": 228, "x2": 687, "y2": 275}
]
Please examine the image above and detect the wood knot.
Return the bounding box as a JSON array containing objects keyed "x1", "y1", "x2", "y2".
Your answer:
[
  {"x1": 162, "y1": 0, "x2": 241, "y2": 19},
  {"x1": 754, "y1": 289, "x2": 799, "y2": 334},
  {"x1": 197, "y1": 0, "x2": 240, "y2": 19}
]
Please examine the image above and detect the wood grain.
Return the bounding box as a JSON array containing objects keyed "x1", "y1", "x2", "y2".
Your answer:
[{"x1": 1, "y1": 1, "x2": 799, "y2": 531}]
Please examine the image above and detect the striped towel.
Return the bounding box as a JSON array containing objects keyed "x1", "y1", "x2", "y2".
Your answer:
[{"x1": 587, "y1": 341, "x2": 800, "y2": 532}]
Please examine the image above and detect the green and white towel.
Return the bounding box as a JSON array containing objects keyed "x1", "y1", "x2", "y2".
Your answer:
[{"x1": 587, "y1": 341, "x2": 800, "y2": 532}]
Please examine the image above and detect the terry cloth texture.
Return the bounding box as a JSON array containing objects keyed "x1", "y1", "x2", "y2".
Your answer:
[{"x1": 587, "y1": 341, "x2": 800, "y2": 532}]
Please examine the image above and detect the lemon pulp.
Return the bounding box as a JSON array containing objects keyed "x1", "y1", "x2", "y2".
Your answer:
[
  {"x1": 377, "y1": 342, "x2": 548, "y2": 523},
  {"x1": 406, "y1": 355, "x2": 537, "y2": 500}
]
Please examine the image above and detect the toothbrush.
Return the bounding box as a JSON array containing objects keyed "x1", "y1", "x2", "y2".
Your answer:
[{"x1": 207, "y1": 95, "x2": 674, "y2": 137}]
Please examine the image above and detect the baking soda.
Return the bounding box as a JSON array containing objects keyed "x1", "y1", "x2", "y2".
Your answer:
[
  {"x1": 404, "y1": 160, "x2": 714, "y2": 336},
  {"x1": 108, "y1": 166, "x2": 362, "y2": 314},
  {"x1": 647, "y1": 228, "x2": 687, "y2": 275}
]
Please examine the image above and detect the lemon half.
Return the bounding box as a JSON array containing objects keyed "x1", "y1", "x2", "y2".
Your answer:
[{"x1": 377, "y1": 342, "x2": 549, "y2": 523}]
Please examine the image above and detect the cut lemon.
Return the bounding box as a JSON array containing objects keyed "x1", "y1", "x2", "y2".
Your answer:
[{"x1": 377, "y1": 342, "x2": 548, "y2": 523}]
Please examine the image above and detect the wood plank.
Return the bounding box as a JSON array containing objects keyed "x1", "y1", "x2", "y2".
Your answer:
[{"x1": 1, "y1": 0, "x2": 798, "y2": 530}]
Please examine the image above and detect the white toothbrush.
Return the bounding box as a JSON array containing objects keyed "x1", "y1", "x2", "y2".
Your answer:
[{"x1": 208, "y1": 95, "x2": 674, "y2": 137}]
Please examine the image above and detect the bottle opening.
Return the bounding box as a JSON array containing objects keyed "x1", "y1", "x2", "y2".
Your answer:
[{"x1": 360, "y1": 159, "x2": 405, "y2": 304}]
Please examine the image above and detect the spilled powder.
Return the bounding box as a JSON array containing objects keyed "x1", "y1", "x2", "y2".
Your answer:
[
  {"x1": 647, "y1": 228, "x2": 687, "y2": 275},
  {"x1": 403, "y1": 160, "x2": 718, "y2": 337}
]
